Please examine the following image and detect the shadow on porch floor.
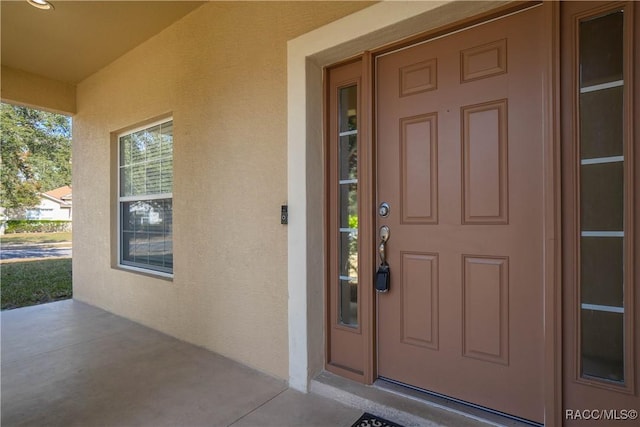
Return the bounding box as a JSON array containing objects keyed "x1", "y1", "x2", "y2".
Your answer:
[{"x1": 1, "y1": 300, "x2": 362, "y2": 427}]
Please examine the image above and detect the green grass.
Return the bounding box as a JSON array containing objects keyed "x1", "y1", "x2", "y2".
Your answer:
[
  {"x1": 0, "y1": 232, "x2": 72, "y2": 246},
  {"x1": 1, "y1": 258, "x2": 72, "y2": 310}
]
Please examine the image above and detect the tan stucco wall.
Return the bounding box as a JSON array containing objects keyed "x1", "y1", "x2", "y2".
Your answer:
[
  {"x1": 73, "y1": 1, "x2": 373, "y2": 380},
  {"x1": 1, "y1": 66, "x2": 76, "y2": 114}
]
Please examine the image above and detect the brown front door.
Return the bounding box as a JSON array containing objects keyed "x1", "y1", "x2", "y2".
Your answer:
[{"x1": 376, "y1": 6, "x2": 545, "y2": 423}]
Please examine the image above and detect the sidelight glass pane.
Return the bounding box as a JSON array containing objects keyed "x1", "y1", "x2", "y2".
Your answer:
[
  {"x1": 579, "y1": 11, "x2": 623, "y2": 88},
  {"x1": 339, "y1": 135, "x2": 358, "y2": 180},
  {"x1": 337, "y1": 84, "x2": 358, "y2": 328},
  {"x1": 581, "y1": 237, "x2": 623, "y2": 307},
  {"x1": 339, "y1": 279, "x2": 358, "y2": 326},
  {"x1": 580, "y1": 87, "x2": 623, "y2": 159},
  {"x1": 578, "y1": 9, "x2": 626, "y2": 384},
  {"x1": 339, "y1": 183, "x2": 358, "y2": 229},
  {"x1": 580, "y1": 162, "x2": 623, "y2": 231},
  {"x1": 339, "y1": 86, "x2": 357, "y2": 133},
  {"x1": 581, "y1": 310, "x2": 624, "y2": 382},
  {"x1": 338, "y1": 227, "x2": 358, "y2": 327},
  {"x1": 339, "y1": 230, "x2": 358, "y2": 279}
]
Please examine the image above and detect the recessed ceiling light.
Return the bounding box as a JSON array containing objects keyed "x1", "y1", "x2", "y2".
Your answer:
[{"x1": 27, "y1": 0, "x2": 54, "y2": 10}]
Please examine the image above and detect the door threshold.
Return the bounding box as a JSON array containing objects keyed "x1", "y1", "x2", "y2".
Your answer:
[
  {"x1": 310, "y1": 371, "x2": 541, "y2": 427},
  {"x1": 376, "y1": 378, "x2": 542, "y2": 427}
]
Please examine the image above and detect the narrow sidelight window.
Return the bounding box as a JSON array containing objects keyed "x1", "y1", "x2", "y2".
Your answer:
[
  {"x1": 577, "y1": 9, "x2": 626, "y2": 383},
  {"x1": 118, "y1": 119, "x2": 173, "y2": 276},
  {"x1": 326, "y1": 59, "x2": 365, "y2": 376},
  {"x1": 338, "y1": 85, "x2": 358, "y2": 327}
]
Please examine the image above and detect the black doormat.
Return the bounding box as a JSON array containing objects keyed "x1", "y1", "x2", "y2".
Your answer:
[{"x1": 351, "y1": 412, "x2": 404, "y2": 427}]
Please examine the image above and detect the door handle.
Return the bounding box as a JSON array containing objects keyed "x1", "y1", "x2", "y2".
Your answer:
[
  {"x1": 376, "y1": 226, "x2": 391, "y2": 293},
  {"x1": 378, "y1": 226, "x2": 390, "y2": 266}
]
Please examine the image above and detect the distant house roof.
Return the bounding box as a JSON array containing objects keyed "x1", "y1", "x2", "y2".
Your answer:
[{"x1": 43, "y1": 186, "x2": 72, "y2": 206}]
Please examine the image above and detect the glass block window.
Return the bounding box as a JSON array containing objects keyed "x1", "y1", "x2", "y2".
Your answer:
[{"x1": 118, "y1": 120, "x2": 173, "y2": 275}]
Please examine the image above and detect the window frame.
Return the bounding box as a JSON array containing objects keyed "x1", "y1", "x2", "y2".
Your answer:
[{"x1": 116, "y1": 118, "x2": 174, "y2": 278}]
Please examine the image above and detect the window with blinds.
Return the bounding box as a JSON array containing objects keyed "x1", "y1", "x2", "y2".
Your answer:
[{"x1": 118, "y1": 119, "x2": 173, "y2": 276}]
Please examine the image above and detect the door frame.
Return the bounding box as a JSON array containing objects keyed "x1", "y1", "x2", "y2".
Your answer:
[{"x1": 287, "y1": 1, "x2": 561, "y2": 425}]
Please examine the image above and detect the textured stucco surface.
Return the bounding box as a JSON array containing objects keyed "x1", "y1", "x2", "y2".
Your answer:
[
  {"x1": 1, "y1": 66, "x2": 76, "y2": 114},
  {"x1": 73, "y1": 1, "x2": 372, "y2": 380}
]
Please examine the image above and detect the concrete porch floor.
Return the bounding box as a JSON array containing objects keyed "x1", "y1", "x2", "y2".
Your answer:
[{"x1": 1, "y1": 300, "x2": 363, "y2": 427}]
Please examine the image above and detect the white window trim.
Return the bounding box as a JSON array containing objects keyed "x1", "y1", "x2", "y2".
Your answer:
[{"x1": 116, "y1": 117, "x2": 174, "y2": 278}]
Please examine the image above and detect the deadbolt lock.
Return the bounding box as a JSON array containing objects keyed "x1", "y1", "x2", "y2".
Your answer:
[{"x1": 379, "y1": 202, "x2": 390, "y2": 218}]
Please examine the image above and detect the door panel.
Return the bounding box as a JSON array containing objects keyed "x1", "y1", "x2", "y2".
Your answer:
[
  {"x1": 400, "y1": 252, "x2": 438, "y2": 350},
  {"x1": 461, "y1": 99, "x2": 508, "y2": 224},
  {"x1": 376, "y1": 6, "x2": 545, "y2": 423}
]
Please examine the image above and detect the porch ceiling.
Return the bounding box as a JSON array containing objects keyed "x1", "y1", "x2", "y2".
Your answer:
[{"x1": 1, "y1": 0, "x2": 204, "y2": 84}]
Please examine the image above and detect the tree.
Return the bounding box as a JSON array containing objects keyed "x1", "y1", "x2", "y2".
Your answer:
[{"x1": 0, "y1": 103, "x2": 72, "y2": 211}]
